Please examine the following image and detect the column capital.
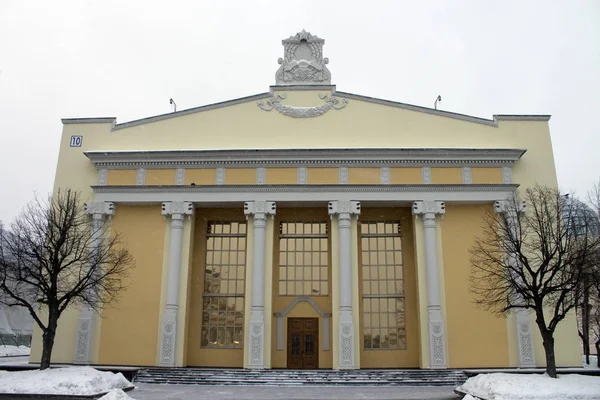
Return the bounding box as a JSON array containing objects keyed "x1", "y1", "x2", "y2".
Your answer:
[
  {"x1": 494, "y1": 199, "x2": 527, "y2": 215},
  {"x1": 244, "y1": 201, "x2": 276, "y2": 219},
  {"x1": 161, "y1": 201, "x2": 194, "y2": 217},
  {"x1": 412, "y1": 200, "x2": 445, "y2": 218},
  {"x1": 328, "y1": 201, "x2": 361, "y2": 217},
  {"x1": 84, "y1": 201, "x2": 115, "y2": 218}
]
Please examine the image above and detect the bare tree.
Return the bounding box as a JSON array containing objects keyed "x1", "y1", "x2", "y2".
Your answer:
[
  {"x1": 469, "y1": 185, "x2": 600, "y2": 378},
  {"x1": 0, "y1": 189, "x2": 134, "y2": 369}
]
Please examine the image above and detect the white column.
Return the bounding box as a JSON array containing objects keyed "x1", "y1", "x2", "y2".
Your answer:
[
  {"x1": 159, "y1": 201, "x2": 193, "y2": 367},
  {"x1": 328, "y1": 200, "x2": 361, "y2": 369},
  {"x1": 74, "y1": 201, "x2": 115, "y2": 364},
  {"x1": 494, "y1": 200, "x2": 536, "y2": 368},
  {"x1": 412, "y1": 200, "x2": 447, "y2": 368},
  {"x1": 244, "y1": 201, "x2": 276, "y2": 369}
]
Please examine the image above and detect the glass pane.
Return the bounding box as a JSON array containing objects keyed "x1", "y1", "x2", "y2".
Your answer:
[
  {"x1": 292, "y1": 335, "x2": 301, "y2": 355},
  {"x1": 305, "y1": 335, "x2": 315, "y2": 355}
]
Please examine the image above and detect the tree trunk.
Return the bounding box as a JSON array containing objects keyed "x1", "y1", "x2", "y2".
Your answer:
[
  {"x1": 596, "y1": 340, "x2": 600, "y2": 368},
  {"x1": 541, "y1": 330, "x2": 557, "y2": 378},
  {"x1": 40, "y1": 311, "x2": 59, "y2": 370},
  {"x1": 582, "y1": 289, "x2": 590, "y2": 365}
]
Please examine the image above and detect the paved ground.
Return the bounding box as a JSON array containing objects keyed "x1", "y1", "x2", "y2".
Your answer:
[{"x1": 130, "y1": 384, "x2": 461, "y2": 400}]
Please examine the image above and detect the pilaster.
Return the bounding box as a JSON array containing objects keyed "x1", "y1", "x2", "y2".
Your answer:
[
  {"x1": 158, "y1": 201, "x2": 194, "y2": 367},
  {"x1": 328, "y1": 200, "x2": 360, "y2": 369},
  {"x1": 412, "y1": 200, "x2": 447, "y2": 368},
  {"x1": 494, "y1": 199, "x2": 536, "y2": 368},
  {"x1": 244, "y1": 201, "x2": 276, "y2": 369},
  {"x1": 74, "y1": 201, "x2": 115, "y2": 364}
]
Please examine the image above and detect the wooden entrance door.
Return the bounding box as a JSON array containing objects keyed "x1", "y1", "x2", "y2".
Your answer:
[{"x1": 287, "y1": 318, "x2": 319, "y2": 369}]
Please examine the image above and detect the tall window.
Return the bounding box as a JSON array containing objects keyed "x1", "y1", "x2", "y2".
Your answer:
[
  {"x1": 201, "y1": 221, "x2": 247, "y2": 348},
  {"x1": 361, "y1": 221, "x2": 406, "y2": 350},
  {"x1": 278, "y1": 221, "x2": 329, "y2": 296}
]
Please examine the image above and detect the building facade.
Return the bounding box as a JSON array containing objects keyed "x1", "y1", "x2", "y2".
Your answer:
[{"x1": 31, "y1": 31, "x2": 581, "y2": 369}]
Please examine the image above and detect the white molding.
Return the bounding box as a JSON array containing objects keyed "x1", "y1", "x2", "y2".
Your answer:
[
  {"x1": 339, "y1": 167, "x2": 349, "y2": 184},
  {"x1": 216, "y1": 168, "x2": 225, "y2": 185},
  {"x1": 462, "y1": 167, "x2": 472, "y2": 184},
  {"x1": 298, "y1": 167, "x2": 307, "y2": 184},
  {"x1": 85, "y1": 148, "x2": 527, "y2": 170},
  {"x1": 502, "y1": 167, "x2": 512, "y2": 184},
  {"x1": 256, "y1": 168, "x2": 266, "y2": 184},
  {"x1": 98, "y1": 169, "x2": 108, "y2": 185},
  {"x1": 92, "y1": 184, "x2": 519, "y2": 204},
  {"x1": 136, "y1": 168, "x2": 146, "y2": 185},
  {"x1": 380, "y1": 167, "x2": 390, "y2": 185},
  {"x1": 175, "y1": 168, "x2": 185, "y2": 185},
  {"x1": 422, "y1": 167, "x2": 432, "y2": 184}
]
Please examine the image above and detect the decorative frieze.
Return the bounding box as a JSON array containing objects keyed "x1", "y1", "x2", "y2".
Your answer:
[
  {"x1": 380, "y1": 167, "x2": 390, "y2": 184},
  {"x1": 412, "y1": 200, "x2": 447, "y2": 368},
  {"x1": 256, "y1": 168, "x2": 266, "y2": 184},
  {"x1": 422, "y1": 167, "x2": 432, "y2": 184},
  {"x1": 175, "y1": 168, "x2": 185, "y2": 185},
  {"x1": 98, "y1": 169, "x2": 108, "y2": 185},
  {"x1": 216, "y1": 168, "x2": 225, "y2": 185},
  {"x1": 339, "y1": 167, "x2": 349, "y2": 184},
  {"x1": 136, "y1": 168, "x2": 146, "y2": 185},
  {"x1": 257, "y1": 93, "x2": 348, "y2": 118},
  {"x1": 298, "y1": 167, "x2": 307, "y2": 184},
  {"x1": 462, "y1": 167, "x2": 472, "y2": 184},
  {"x1": 502, "y1": 167, "x2": 513, "y2": 184}
]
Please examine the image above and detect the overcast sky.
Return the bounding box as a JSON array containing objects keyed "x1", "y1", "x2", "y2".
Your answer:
[{"x1": 0, "y1": 1, "x2": 598, "y2": 223}]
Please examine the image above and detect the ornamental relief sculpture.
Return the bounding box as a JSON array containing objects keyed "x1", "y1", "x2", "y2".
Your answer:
[
  {"x1": 257, "y1": 93, "x2": 348, "y2": 118},
  {"x1": 275, "y1": 30, "x2": 331, "y2": 85}
]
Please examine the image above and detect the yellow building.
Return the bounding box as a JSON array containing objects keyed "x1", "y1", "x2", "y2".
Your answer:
[{"x1": 31, "y1": 30, "x2": 580, "y2": 370}]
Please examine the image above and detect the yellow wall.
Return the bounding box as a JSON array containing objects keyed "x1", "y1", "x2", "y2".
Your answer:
[
  {"x1": 266, "y1": 168, "x2": 297, "y2": 184},
  {"x1": 98, "y1": 205, "x2": 166, "y2": 366},
  {"x1": 225, "y1": 168, "x2": 256, "y2": 185},
  {"x1": 389, "y1": 168, "x2": 422, "y2": 184},
  {"x1": 431, "y1": 168, "x2": 462, "y2": 184},
  {"x1": 471, "y1": 168, "x2": 503, "y2": 184},
  {"x1": 106, "y1": 170, "x2": 137, "y2": 186},
  {"x1": 348, "y1": 168, "x2": 380, "y2": 184},
  {"x1": 307, "y1": 168, "x2": 338, "y2": 184},
  {"x1": 187, "y1": 209, "x2": 247, "y2": 367},
  {"x1": 271, "y1": 208, "x2": 333, "y2": 369},
  {"x1": 358, "y1": 208, "x2": 420, "y2": 368},
  {"x1": 185, "y1": 169, "x2": 216, "y2": 185},
  {"x1": 146, "y1": 169, "x2": 175, "y2": 185},
  {"x1": 441, "y1": 204, "x2": 510, "y2": 368}
]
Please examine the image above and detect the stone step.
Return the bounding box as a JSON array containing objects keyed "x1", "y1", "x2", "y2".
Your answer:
[{"x1": 133, "y1": 368, "x2": 467, "y2": 387}]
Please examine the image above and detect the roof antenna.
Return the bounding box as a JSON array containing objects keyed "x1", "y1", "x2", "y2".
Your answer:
[
  {"x1": 434, "y1": 95, "x2": 442, "y2": 110},
  {"x1": 169, "y1": 98, "x2": 177, "y2": 112}
]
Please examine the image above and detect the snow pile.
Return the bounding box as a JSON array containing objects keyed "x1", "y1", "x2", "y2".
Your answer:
[
  {"x1": 98, "y1": 388, "x2": 135, "y2": 400},
  {"x1": 582, "y1": 355, "x2": 599, "y2": 369},
  {"x1": 0, "y1": 366, "x2": 132, "y2": 395},
  {"x1": 0, "y1": 345, "x2": 30, "y2": 356},
  {"x1": 458, "y1": 373, "x2": 600, "y2": 400}
]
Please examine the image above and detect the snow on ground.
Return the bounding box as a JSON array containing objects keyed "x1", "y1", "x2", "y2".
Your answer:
[
  {"x1": 0, "y1": 366, "x2": 132, "y2": 395},
  {"x1": 98, "y1": 388, "x2": 135, "y2": 400},
  {"x1": 458, "y1": 372, "x2": 600, "y2": 400},
  {"x1": 582, "y1": 355, "x2": 599, "y2": 369},
  {"x1": 0, "y1": 345, "x2": 30, "y2": 356}
]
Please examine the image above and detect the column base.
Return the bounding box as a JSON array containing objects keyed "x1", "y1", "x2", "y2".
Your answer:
[
  {"x1": 515, "y1": 310, "x2": 536, "y2": 368},
  {"x1": 338, "y1": 310, "x2": 355, "y2": 369},
  {"x1": 428, "y1": 309, "x2": 447, "y2": 369},
  {"x1": 248, "y1": 310, "x2": 265, "y2": 369},
  {"x1": 159, "y1": 307, "x2": 178, "y2": 367},
  {"x1": 74, "y1": 307, "x2": 96, "y2": 364}
]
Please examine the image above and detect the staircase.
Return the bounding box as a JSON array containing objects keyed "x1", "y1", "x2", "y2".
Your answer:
[{"x1": 134, "y1": 368, "x2": 467, "y2": 387}]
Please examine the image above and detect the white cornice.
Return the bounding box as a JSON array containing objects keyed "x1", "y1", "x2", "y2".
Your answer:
[
  {"x1": 85, "y1": 148, "x2": 526, "y2": 170},
  {"x1": 60, "y1": 91, "x2": 550, "y2": 130},
  {"x1": 91, "y1": 184, "x2": 519, "y2": 204}
]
